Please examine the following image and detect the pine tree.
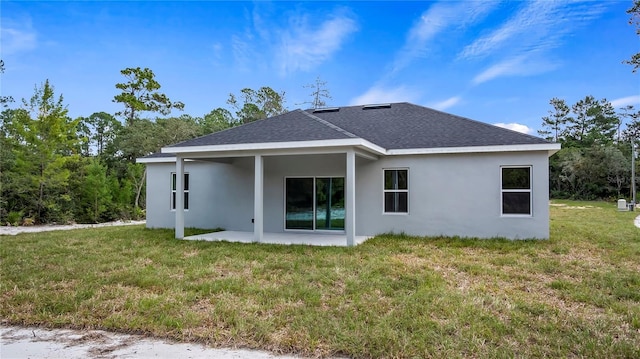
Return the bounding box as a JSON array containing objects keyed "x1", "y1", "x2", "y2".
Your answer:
[{"x1": 9, "y1": 80, "x2": 81, "y2": 223}]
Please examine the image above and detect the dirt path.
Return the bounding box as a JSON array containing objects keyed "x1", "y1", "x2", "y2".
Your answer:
[
  {"x1": 0, "y1": 220, "x2": 146, "y2": 236},
  {"x1": 1, "y1": 326, "x2": 299, "y2": 359}
]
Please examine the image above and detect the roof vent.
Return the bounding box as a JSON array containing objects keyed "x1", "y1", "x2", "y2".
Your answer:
[
  {"x1": 362, "y1": 103, "x2": 391, "y2": 110},
  {"x1": 313, "y1": 107, "x2": 340, "y2": 113}
]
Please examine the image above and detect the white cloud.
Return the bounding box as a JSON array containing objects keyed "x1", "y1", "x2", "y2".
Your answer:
[
  {"x1": 429, "y1": 96, "x2": 461, "y2": 111},
  {"x1": 0, "y1": 20, "x2": 37, "y2": 56},
  {"x1": 392, "y1": 1, "x2": 497, "y2": 73},
  {"x1": 460, "y1": 0, "x2": 557, "y2": 60},
  {"x1": 473, "y1": 57, "x2": 524, "y2": 84},
  {"x1": 231, "y1": 35, "x2": 253, "y2": 69},
  {"x1": 611, "y1": 95, "x2": 640, "y2": 108},
  {"x1": 494, "y1": 122, "x2": 533, "y2": 135},
  {"x1": 460, "y1": 0, "x2": 605, "y2": 60},
  {"x1": 472, "y1": 55, "x2": 558, "y2": 85},
  {"x1": 211, "y1": 42, "x2": 223, "y2": 61},
  {"x1": 277, "y1": 11, "x2": 358, "y2": 75},
  {"x1": 463, "y1": 1, "x2": 606, "y2": 84},
  {"x1": 349, "y1": 85, "x2": 419, "y2": 106},
  {"x1": 229, "y1": 6, "x2": 357, "y2": 75}
]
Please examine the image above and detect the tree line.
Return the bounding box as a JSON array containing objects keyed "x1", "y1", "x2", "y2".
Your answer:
[
  {"x1": 539, "y1": 95, "x2": 639, "y2": 200},
  {"x1": 0, "y1": 66, "x2": 297, "y2": 225}
]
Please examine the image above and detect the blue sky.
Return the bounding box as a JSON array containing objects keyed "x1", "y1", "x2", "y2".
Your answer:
[{"x1": 2, "y1": 0, "x2": 639, "y2": 135}]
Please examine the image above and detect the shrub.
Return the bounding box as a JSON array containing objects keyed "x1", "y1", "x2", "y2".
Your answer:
[{"x1": 6, "y1": 211, "x2": 23, "y2": 226}]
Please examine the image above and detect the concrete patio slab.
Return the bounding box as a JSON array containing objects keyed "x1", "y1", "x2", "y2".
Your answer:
[{"x1": 184, "y1": 231, "x2": 371, "y2": 246}]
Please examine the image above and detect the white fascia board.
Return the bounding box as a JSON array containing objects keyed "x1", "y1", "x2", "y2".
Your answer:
[
  {"x1": 142, "y1": 142, "x2": 559, "y2": 161},
  {"x1": 386, "y1": 143, "x2": 561, "y2": 156},
  {"x1": 136, "y1": 157, "x2": 200, "y2": 164},
  {"x1": 354, "y1": 149, "x2": 379, "y2": 161},
  {"x1": 136, "y1": 157, "x2": 176, "y2": 163},
  {"x1": 162, "y1": 138, "x2": 387, "y2": 157}
]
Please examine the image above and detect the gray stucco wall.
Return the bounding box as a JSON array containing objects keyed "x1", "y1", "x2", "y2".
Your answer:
[
  {"x1": 145, "y1": 160, "x2": 254, "y2": 230},
  {"x1": 354, "y1": 151, "x2": 550, "y2": 239},
  {"x1": 144, "y1": 150, "x2": 550, "y2": 239}
]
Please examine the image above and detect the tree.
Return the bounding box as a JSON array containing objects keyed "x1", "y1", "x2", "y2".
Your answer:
[
  {"x1": 621, "y1": 106, "x2": 640, "y2": 141},
  {"x1": 127, "y1": 162, "x2": 146, "y2": 212},
  {"x1": 227, "y1": 87, "x2": 286, "y2": 124},
  {"x1": 8, "y1": 80, "x2": 81, "y2": 222},
  {"x1": 625, "y1": 0, "x2": 640, "y2": 72},
  {"x1": 542, "y1": 96, "x2": 636, "y2": 200},
  {"x1": 198, "y1": 107, "x2": 237, "y2": 135},
  {"x1": 82, "y1": 112, "x2": 121, "y2": 156},
  {"x1": 0, "y1": 60, "x2": 15, "y2": 221},
  {"x1": 113, "y1": 67, "x2": 184, "y2": 125},
  {"x1": 106, "y1": 118, "x2": 159, "y2": 163},
  {"x1": 300, "y1": 76, "x2": 332, "y2": 109},
  {"x1": 0, "y1": 60, "x2": 13, "y2": 108},
  {"x1": 155, "y1": 115, "x2": 201, "y2": 146},
  {"x1": 538, "y1": 97, "x2": 570, "y2": 142},
  {"x1": 0, "y1": 109, "x2": 18, "y2": 222},
  {"x1": 564, "y1": 96, "x2": 617, "y2": 147},
  {"x1": 79, "y1": 159, "x2": 112, "y2": 222}
]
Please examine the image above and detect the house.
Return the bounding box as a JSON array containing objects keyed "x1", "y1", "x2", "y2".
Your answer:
[{"x1": 137, "y1": 102, "x2": 560, "y2": 245}]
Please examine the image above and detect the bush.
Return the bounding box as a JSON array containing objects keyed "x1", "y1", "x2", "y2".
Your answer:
[{"x1": 6, "y1": 211, "x2": 23, "y2": 226}]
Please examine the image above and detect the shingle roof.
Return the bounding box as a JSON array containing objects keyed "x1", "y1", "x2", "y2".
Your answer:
[
  {"x1": 168, "y1": 109, "x2": 354, "y2": 148},
  {"x1": 313, "y1": 103, "x2": 549, "y2": 149},
  {"x1": 166, "y1": 102, "x2": 551, "y2": 151}
]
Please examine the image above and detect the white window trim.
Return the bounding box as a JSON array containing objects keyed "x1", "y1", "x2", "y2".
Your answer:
[
  {"x1": 171, "y1": 172, "x2": 189, "y2": 211},
  {"x1": 383, "y1": 168, "x2": 409, "y2": 215},
  {"x1": 500, "y1": 166, "x2": 532, "y2": 217}
]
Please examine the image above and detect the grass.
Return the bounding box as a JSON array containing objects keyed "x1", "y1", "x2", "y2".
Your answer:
[{"x1": 1, "y1": 200, "x2": 639, "y2": 358}]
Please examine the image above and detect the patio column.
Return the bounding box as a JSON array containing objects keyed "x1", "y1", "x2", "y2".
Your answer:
[
  {"x1": 254, "y1": 155, "x2": 264, "y2": 243},
  {"x1": 175, "y1": 155, "x2": 184, "y2": 239},
  {"x1": 345, "y1": 150, "x2": 356, "y2": 246}
]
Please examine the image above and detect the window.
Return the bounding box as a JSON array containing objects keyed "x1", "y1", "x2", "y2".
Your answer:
[
  {"x1": 284, "y1": 177, "x2": 345, "y2": 231},
  {"x1": 171, "y1": 173, "x2": 189, "y2": 210},
  {"x1": 384, "y1": 169, "x2": 408, "y2": 213},
  {"x1": 501, "y1": 167, "x2": 531, "y2": 215}
]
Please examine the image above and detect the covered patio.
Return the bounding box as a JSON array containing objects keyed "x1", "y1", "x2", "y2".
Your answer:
[
  {"x1": 184, "y1": 231, "x2": 372, "y2": 247},
  {"x1": 168, "y1": 145, "x2": 382, "y2": 247}
]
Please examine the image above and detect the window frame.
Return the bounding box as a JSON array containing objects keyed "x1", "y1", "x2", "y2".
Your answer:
[
  {"x1": 171, "y1": 172, "x2": 190, "y2": 211},
  {"x1": 383, "y1": 168, "x2": 409, "y2": 214},
  {"x1": 500, "y1": 166, "x2": 532, "y2": 216},
  {"x1": 282, "y1": 176, "x2": 346, "y2": 232}
]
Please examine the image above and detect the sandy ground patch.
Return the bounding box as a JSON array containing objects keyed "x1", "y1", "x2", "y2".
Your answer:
[
  {"x1": 549, "y1": 203, "x2": 599, "y2": 210},
  {"x1": 0, "y1": 220, "x2": 146, "y2": 236},
  {"x1": 0, "y1": 326, "x2": 300, "y2": 359},
  {"x1": 550, "y1": 202, "x2": 640, "y2": 228}
]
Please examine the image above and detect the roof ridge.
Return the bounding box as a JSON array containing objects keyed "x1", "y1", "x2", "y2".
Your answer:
[{"x1": 300, "y1": 109, "x2": 359, "y2": 139}]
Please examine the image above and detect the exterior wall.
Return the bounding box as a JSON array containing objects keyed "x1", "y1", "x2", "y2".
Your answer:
[
  {"x1": 145, "y1": 159, "x2": 254, "y2": 231},
  {"x1": 145, "y1": 150, "x2": 551, "y2": 239},
  {"x1": 355, "y1": 151, "x2": 550, "y2": 239},
  {"x1": 145, "y1": 154, "x2": 346, "y2": 232}
]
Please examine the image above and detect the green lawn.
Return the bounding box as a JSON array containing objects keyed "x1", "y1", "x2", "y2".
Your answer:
[{"x1": 1, "y1": 200, "x2": 639, "y2": 358}]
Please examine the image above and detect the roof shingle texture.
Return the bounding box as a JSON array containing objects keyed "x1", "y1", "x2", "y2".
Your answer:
[
  {"x1": 314, "y1": 103, "x2": 549, "y2": 149},
  {"x1": 168, "y1": 109, "x2": 353, "y2": 148},
  {"x1": 167, "y1": 102, "x2": 550, "y2": 150}
]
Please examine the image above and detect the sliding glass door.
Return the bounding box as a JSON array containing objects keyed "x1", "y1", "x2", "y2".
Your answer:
[
  {"x1": 285, "y1": 177, "x2": 344, "y2": 231},
  {"x1": 315, "y1": 178, "x2": 344, "y2": 230},
  {"x1": 285, "y1": 178, "x2": 314, "y2": 230}
]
